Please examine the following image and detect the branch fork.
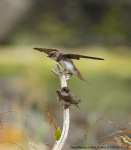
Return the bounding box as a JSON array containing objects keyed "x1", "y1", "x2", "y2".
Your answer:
[{"x1": 51, "y1": 64, "x2": 71, "y2": 150}]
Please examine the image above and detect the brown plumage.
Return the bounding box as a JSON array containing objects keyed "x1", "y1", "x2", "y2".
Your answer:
[
  {"x1": 34, "y1": 47, "x2": 104, "y2": 83},
  {"x1": 34, "y1": 48, "x2": 104, "y2": 60},
  {"x1": 56, "y1": 87, "x2": 81, "y2": 108},
  {"x1": 34, "y1": 48, "x2": 59, "y2": 54}
]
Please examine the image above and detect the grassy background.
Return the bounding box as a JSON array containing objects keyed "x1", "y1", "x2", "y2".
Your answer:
[{"x1": 0, "y1": 46, "x2": 131, "y2": 149}]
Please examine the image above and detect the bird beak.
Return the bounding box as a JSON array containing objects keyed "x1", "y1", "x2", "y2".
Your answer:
[
  {"x1": 56, "y1": 90, "x2": 59, "y2": 92},
  {"x1": 47, "y1": 55, "x2": 50, "y2": 57}
]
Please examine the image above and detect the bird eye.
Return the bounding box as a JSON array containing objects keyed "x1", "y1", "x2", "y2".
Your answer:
[{"x1": 50, "y1": 53, "x2": 53, "y2": 56}]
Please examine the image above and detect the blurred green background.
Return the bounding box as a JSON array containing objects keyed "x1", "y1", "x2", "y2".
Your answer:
[{"x1": 0, "y1": 0, "x2": 131, "y2": 149}]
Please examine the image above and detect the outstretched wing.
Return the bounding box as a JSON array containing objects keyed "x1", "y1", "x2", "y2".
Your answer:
[
  {"x1": 63, "y1": 53, "x2": 104, "y2": 60},
  {"x1": 33, "y1": 48, "x2": 60, "y2": 55}
]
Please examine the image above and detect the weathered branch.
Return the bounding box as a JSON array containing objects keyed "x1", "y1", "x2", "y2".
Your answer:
[{"x1": 51, "y1": 64, "x2": 71, "y2": 150}]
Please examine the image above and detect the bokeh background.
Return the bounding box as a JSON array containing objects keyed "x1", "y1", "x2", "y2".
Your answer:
[{"x1": 0, "y1": 0, "x2": 131, "y2": 149}]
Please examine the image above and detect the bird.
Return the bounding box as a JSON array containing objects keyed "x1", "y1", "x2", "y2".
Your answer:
[
  {"x1": 56, "y1": 87, "x2": 81, "y2": 108},
  {"x1": 34, "y1": 47, "x2": 104, "y2": 83}
]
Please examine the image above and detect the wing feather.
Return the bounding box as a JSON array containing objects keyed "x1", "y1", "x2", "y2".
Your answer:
[
  {"x1": 63, "y1": 53, "x2": 104, "y2": 60},
  {"x1": 33, "y1": 48, "x2": 59, "y2": 55}
]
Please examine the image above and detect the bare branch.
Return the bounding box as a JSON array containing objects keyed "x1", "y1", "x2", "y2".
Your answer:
[
  {"x1": 51, "y1": 65, "x2": 72, "y2": 84},
  {"x1": 52, "y1": 65, "x2": 70, "y2": 150},
  {"x1": 51, "y1": 69, "x2": 59, "y2": 76},
  {"x1": 56, "y1": 64, "x2": 61, "y2": 73}
]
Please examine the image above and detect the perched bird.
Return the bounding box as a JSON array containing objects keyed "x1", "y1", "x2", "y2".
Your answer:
[
  {"x1": 34, "y1": 47, "x2": 104, "y2": 83},
  {"x1": 56, "y1": 87, "x2": 81, "y2": 108}
]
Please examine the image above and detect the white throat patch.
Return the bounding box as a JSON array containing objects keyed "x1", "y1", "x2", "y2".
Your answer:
[
  {"x1": 51, "y1": 56, "x2": 57, "y2": 61},
  {"x1": 61, "y1": 91, "x2": 69, "y2": 96}
]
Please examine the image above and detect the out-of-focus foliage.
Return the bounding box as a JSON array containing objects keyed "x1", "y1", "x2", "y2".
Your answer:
[{"x1": 0, "y1": 0, "x2": 131, "y2": 47}]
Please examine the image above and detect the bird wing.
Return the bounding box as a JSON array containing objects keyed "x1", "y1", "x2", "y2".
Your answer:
[
  {"x1": 74, "y1": 99, "x2": 81, "y2": 104},
  {"x1": 63, "y1": 53, "x2": 104, "y2": 60},
  {"x1": 33, "y1": 48, "x2": 60, "y2": 55}
]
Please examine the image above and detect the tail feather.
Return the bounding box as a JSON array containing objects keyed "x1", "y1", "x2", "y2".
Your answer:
[
  {"x1": 74, "y1": 103, "x2": 80, "y2": 109},
  {"x1": 76, "y1": 74, "x2": 90, "y2": 85},
  {"x1": 71, "y1": 99, "x2": 81, "y2": 108},
  {"x1": 74, "y1": 66, "x2": 90, "y2": 84}
]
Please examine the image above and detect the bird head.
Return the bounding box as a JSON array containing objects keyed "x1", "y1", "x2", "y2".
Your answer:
[
  {"x1": 47, "y1": 51, "x2": 59, "y2": 61},
  {"x1": 61, "y1": 87, "x2": 71, "y2": 96}
]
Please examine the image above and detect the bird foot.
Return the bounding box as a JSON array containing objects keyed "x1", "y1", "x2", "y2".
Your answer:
[
  {"x1": 63, "y1": 104, "x2": 70, "y2": 109},
  {"x1": 65, "y1": 72, "x2": 73, "y2": 81}
]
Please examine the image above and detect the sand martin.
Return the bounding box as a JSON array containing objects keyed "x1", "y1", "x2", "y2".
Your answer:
[
  {"x1": 56, "y1": 87, "x2": 81, "y2": 108},
  {"x1": 34, "y1": 47, "x2": 104, "y2": 83}
]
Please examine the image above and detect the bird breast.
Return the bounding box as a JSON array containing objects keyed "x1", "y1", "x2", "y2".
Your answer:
[{"x1": 59, "y1": 60, "x2": 74, "y2": 71}]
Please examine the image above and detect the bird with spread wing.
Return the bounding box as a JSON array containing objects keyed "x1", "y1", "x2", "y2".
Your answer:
[{"x1": 34, "y1": 48, "x2": 104, "y2": 83}]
